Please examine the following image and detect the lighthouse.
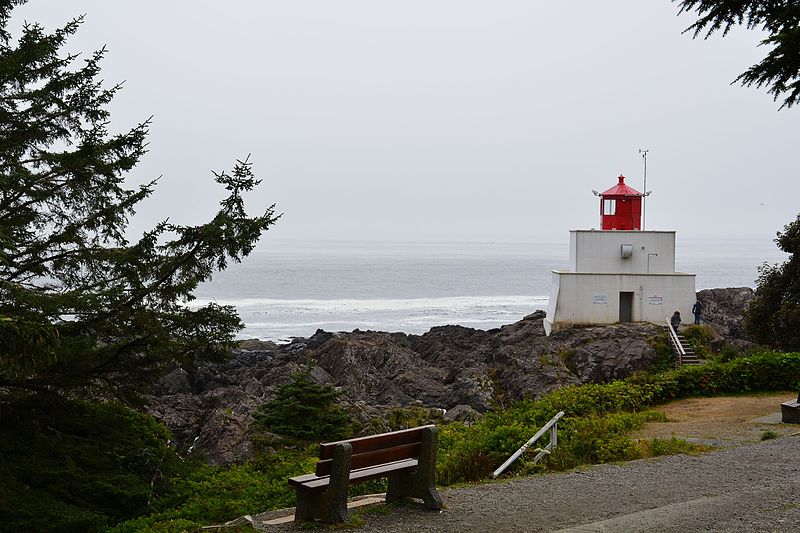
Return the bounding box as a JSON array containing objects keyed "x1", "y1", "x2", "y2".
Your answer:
[{"x1": 543, "y1": 174, "x2": 696, "y2": 335}]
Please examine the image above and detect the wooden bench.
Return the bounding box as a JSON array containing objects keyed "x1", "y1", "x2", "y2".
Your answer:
[{"x1": 288, "y1": 425, "x2": 443, "y2": 523}]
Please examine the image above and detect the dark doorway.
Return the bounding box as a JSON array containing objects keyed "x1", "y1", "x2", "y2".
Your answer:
[{"x1": 619, "y1": 292, "x2": 634, "y2": 322}]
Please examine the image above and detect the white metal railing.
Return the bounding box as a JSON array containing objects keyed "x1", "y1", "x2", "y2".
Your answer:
[
  {"x1": 666, "y1": 318, "x2": 685, "y2": 366},
  {"x1": 491, "y1": 411, "x2": 565, "y2": 478}
]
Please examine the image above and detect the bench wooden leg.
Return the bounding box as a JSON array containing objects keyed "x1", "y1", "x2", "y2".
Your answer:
[
  {"x1": 294, "y1": 443, "x2": 352, "y2": 523},
  {"x1": 385, "y1": 426, "x2": 443, "y2": 510}
]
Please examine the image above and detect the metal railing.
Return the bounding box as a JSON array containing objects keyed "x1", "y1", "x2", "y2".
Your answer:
[
  {"x1": 491, "y1": 411, "x2": 565, "y2": 478},
  {"x1": 666, "y1": 318, "x2": 685, "y2": 366}
]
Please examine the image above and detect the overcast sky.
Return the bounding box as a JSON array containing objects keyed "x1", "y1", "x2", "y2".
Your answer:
[{"x1": 12, "y1": 1, "x2": 799, "y2": 245}]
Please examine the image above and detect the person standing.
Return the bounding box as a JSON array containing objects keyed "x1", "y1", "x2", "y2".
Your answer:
[
  {"x1": 670, "y1": 310, "x2": 682, "y2": 333},
  {"x1": 692, "y1": 299, "x2": 704, "y2": 325}
]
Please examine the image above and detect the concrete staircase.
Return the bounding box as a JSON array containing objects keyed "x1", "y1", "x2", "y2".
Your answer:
[
  {"x1": 674, "y1": 332, "x2": 700, "y2": 365},
  {"x1": 666, "y1": 320, "x2": 701, "y2": 366}
]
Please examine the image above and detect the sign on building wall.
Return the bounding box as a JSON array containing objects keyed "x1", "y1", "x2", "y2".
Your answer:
[
  {"x1": 592, "y1": 293, "x2": 608, "y2": 305},
  {"x1": 648, "y1": 294, "x2": 664, "y2": 305}
]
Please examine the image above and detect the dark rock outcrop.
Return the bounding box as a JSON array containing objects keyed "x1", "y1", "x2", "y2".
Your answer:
[
  {"x1": 697, "y1": 287, "x2": 755, "y2": 350},
  {"x1": 148, "y1": 289, "x2": 753, "y2": 464}
]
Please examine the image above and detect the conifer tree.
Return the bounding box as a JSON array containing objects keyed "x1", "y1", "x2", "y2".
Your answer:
[
  {"x1": 254, "y1": 373, "x2": 353, "y2": 441},
  {"x1": 746, "y1": 215, "x2": 800, "y2": 351},
  {"x1": 0, "y1": 0, "x2": 278, "y2": 402},
  {"x1": 675, "y1": 0, "x2": 800, "y2": 108}
]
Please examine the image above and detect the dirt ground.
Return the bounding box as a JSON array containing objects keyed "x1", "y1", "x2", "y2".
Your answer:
[{"x1": 631, "y1": 391, "x2": 800, "y2": 445}]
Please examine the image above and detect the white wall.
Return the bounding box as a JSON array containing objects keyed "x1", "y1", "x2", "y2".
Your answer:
[
  {"x1": 546, "y1": 271, "x2": 696, "y2": 331},
  {"x1": 544, "y1": 271, "x2": 561, "y2": 335},
  {"x1": 568, "y1": 230, "x2": 677, "y2": 274}
]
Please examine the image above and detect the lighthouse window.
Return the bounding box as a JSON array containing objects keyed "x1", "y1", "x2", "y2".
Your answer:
[{"x1": 603, "y1": 199, "x2": 616, "y2": 215}]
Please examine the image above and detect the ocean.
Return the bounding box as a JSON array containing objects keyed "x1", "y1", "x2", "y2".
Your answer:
[{"x1": 193, "y1": 238, "x2": 786, "y2": 342}]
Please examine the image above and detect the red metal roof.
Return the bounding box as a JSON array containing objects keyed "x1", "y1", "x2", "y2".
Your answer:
[{"x1": 600, "y1": 175, "x2": 641, "y2": 197}]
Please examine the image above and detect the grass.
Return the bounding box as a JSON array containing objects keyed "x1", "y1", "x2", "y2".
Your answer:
[
  {"x1": 760, "y1": 430, "x2": 779, "y2": 441},
  {"x1": 638, "y1": 437, "x2": 713, "y2": 457}
]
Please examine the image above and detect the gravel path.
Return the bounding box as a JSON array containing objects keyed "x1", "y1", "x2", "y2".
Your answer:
[{"x1": 256, "y1": 435, "x2": 800, "y2": 532}]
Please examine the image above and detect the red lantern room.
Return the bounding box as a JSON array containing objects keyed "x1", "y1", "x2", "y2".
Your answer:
[{"x1": 597, "y1": 175, "x2": 642, "y2": 230}]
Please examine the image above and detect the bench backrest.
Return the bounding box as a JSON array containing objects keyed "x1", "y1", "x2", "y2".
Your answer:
[{"x1": 315, "y1": 425, "x2": 434, "y2": 476}]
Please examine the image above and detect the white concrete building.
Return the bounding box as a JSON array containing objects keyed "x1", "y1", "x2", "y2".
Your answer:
[{"x1": 543, "y1": 176, "x2": 696, "y2": 335}]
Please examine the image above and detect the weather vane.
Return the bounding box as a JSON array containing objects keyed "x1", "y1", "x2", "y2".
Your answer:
[{"x1": 638, "y1": 149, "x2": 650, "y2": 230}]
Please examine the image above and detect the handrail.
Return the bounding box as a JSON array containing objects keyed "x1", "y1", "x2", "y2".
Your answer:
[
  {"x1": 666, "y1": 317, "x2": 685, "y2": 366},
  {"x1": 491, "y1": 411, "x2": 565, "y2": 478}
]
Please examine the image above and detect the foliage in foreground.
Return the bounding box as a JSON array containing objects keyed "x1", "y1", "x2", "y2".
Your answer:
[
  {"x1": 0, "y1": 1, "x2": 277, "y2": 530},
  {"x1": 0, "y1": 400, "x2": 187, "y2": 533},
  {"x1": 746, "y1": 214, "x2": 800, "y2": 352},
  {"x1": 675, "y1": 0, "x2": 800, "y2": 109},
  {"x1": 107, "y1": 451, "x2": 317, "y2": 533},
  {"x1": 0, "y1": 0, "x2": 278, "y2": 404}
]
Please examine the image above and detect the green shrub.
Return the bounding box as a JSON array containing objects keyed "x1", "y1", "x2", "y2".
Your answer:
[
  {"x1": 648, "y1": 334, "x2": 677, "y2": 373},
  {"x1": 253, "y1": 373, "x2": 352, "y2": 442},
  {"x1": 558, "y1": 349, "x2": 578, "y2": 375},
  {"x1": 558, "y1": 411, "x2": 666, "y2": 465},
  {"x1": 640, "y1": 437, "x2": 708, "y2": 457},
  {"x1": 381, "y1": 406, "x2": 444, "y2": 433},
  {"x1": 111, "y1": 448, "x2": 317, "y2": 533},
  {"x1": 716, "y1": 343, "x2": 741, "y2": 363}
]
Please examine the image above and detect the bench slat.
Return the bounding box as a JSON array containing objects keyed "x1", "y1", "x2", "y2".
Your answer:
[
  {"x1": 289, "y1": 473, "x2": 320, "y2": 484},
  {"x1": 319, "y1": 425, "x2": 433, "y2": 459},
  {"x1": 315, "y1": 442, "x2": 420, "y2": 476},
  {"x1": 289, "y1": 458, "x2": 418, "y2": 491}
]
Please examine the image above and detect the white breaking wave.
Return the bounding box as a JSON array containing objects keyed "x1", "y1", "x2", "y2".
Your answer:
[
  {"x1": 188, "y1": 295, "x2": 549, "y2": 343},
  {"x1": 190, "y1": 295, "x2": 547, "y2": 312}
]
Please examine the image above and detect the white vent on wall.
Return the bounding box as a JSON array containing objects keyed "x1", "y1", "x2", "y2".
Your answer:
[{"x1": 621, "y1": 244, "x2": 633, "y2": 258}]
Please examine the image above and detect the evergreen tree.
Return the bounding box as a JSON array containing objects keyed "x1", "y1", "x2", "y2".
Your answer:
[
  {"x1": 0, "y1": 0, "x2": 278, "y2": 403},
  {"x1": 746, "y1": 214, "x2": 800, "y2": 351},
  {"x1": 675, "y1": 0, "x2": 800, "y2": 108},
  {"x1": 254, "y1": 373, "x2": 353, "y2": 442}
]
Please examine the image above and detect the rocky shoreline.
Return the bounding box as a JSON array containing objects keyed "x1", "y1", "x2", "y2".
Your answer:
[{"x1": 148, "y1": 288, "x2": 754, "y2": 464}]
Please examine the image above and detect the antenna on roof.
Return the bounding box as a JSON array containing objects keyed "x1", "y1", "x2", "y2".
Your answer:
[{"x1": 638, "y1": 148, "x2": 650, "y2": 230}]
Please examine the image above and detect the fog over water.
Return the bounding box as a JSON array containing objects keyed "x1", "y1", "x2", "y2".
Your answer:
[{"x1": 12, "y1": 1, "x2": 799, "y2": 246}]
